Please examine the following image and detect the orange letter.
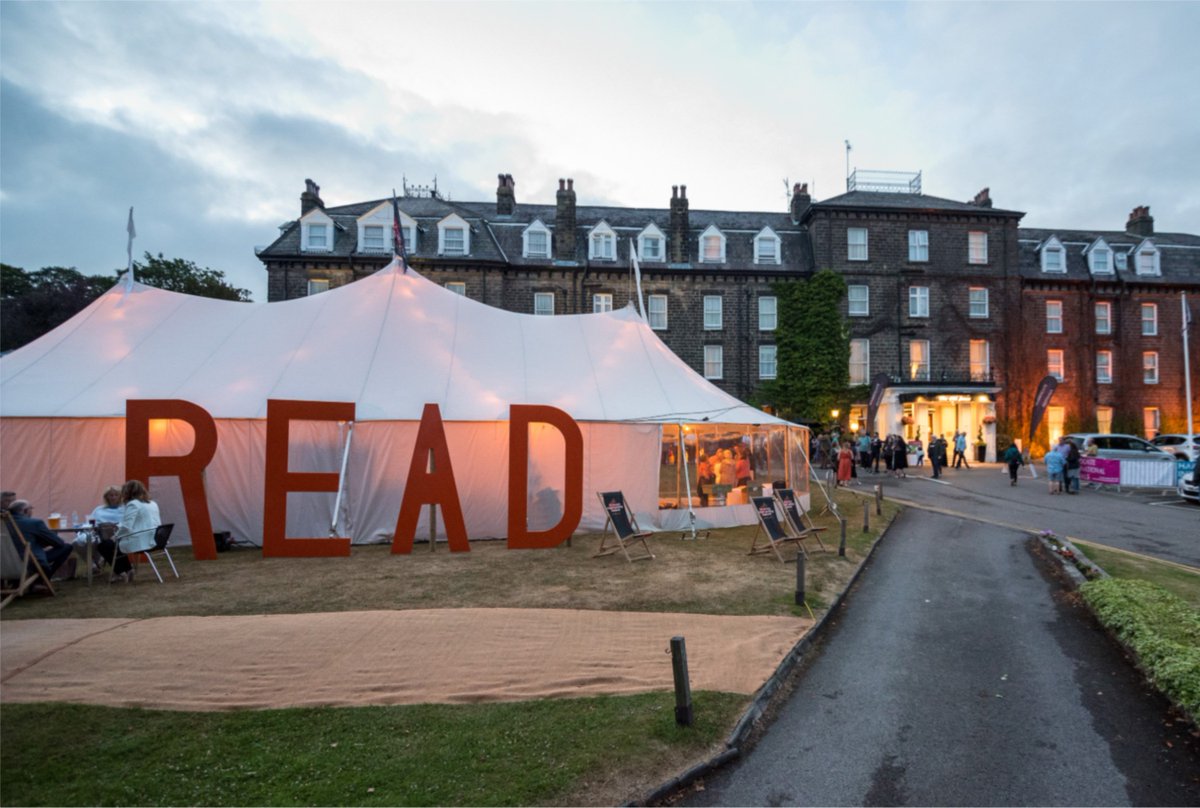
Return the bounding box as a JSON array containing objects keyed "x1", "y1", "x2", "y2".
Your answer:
[
  {"x1": 507, "y1": 405, "x2": 583, "y2": 549},
  {"x1": 393, "y1": 404, "x2": 469, "y2": 554},
  {"x1": 263, "y1": 399, "x2": 354, "y2": 558},
  {"x1": 126, "y1": 399, "x2": 219, "y2": 560}
]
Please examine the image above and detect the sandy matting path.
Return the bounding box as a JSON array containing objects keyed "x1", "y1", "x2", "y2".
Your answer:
[{"x1": 0, "y1": 609, "x2": 810, "y2": 711}]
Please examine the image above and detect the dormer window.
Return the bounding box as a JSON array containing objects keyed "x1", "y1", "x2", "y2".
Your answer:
[
  {"x1": 357, "y1": 202, "x2": 414, "y2": 254},
  {"x1": 637, "y1": 223, "x2": 666, "y2": 262},
  {"x1": 523, "y1": 219, "x2": 551, "y2": 259},
  {"x1": 699, "y1": 225, "x2": 726, "y2": 263},
  {"x1": 1087, "y1": 238, "x2": 1113, "y2": 274},
  {"x1": 1040, "y1": 236, "x2": 1066, "y2": 273},
  {"x1": 362, "y1": 225, "x2": 385, "y2": 252},
  {"x1": 1115, "y1": 251, "x2": 1128, "y2": 271},
  {"x1": 754, "y1": 227, "x2": 781, "y2": 264},
  {"x1": 1134, "y1": 240, "x2": 1160, "y2": 276},
  {"x1": 589, "y1": 221, "x2": 617, "y2": 261},
  {"x1": 300, "y1": 209, "x2": 335, "y2": 253},
  {"x1": 437, "y1": 214, "x2": 471, "y2": 257}
]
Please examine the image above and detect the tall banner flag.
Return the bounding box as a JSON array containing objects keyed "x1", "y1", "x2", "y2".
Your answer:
[
  {"x1": 391, "y1": 189, "x2": 407, "y2": 272},
  {"x1": 629, "y1": 238, "x2": 646, "y2": 320},
  {"x1": 1028, "y1": 374, "x2": 1059, "y2": 450},
  {"x1": 125, "y1": 207, "x2": 136, "y2": 289},
  {"x1": 865, "y1": 372, "x2": 890, "y2": 434}
]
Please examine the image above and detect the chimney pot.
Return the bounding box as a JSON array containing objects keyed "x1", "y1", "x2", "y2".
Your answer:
[
  {"x1": 496, "y1": 172, "x2": 516, "y2": 215},
  {"x1": 669, "y1": 183, "x2": 690, "y2": 263},
  {"x1": 681, "y1": 184, "x2": 687, "y2": 198},
  {"x1": 1127, "y1": 205, "x2": 1154, "y2": 237},
  {"x1": 672, "y1": 185, "x2": 678, "y2": 199},
  {"x1": 567, "y1": 178, "x2": 574, "y2": 191},
  {"x1": 555, "y1": 175, "x2": 577, "y2": 259},
  {"x1": 300, "y1": 178, "x2": 324, "y2": 215},
  {"x1": 559, "y1": 178, "x2": 565, "y2": 190}
]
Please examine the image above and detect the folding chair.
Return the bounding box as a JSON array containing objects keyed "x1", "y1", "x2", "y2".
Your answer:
[
  {"x1": 1, "y1": 511, "x2": 55, "y2": 608},
  {"x1": 749, "y1": 496, "x2": 797, "y2": 563},
  {"x1": 774, "y1": 488, "x2": 829, "y2": 554},
  {"x1": 594, "y1": 492, "x2": 655, "y2": 562},
  {"x1": 113, "y1": 523, "x2": 177, "y2": 583}
]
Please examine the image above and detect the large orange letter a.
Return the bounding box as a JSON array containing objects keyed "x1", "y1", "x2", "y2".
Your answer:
[{"x1": 393, "y1": 404, "x2": 469, "y2": 554}]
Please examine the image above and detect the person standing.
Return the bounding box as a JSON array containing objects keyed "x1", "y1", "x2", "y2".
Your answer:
[
  {"x1": 836, "y1": 441, "x2": 854, "y2": 487},
  {"x1": 953, "y1": 432, "x2": 971, "y2": 469},
  {"x1": 929, "y1": 436, "x2": 943, "y2": 479},
  {"x1": 1003, "y1": 443, "x2": 1024, "y2": 485},
  {"x1": 858, "y1": 432, "x2": 872, "y2": 470},
  {"x1": 1064, "y1": 439, "x2": 1082, "y2": 494},
  {"x1": 1044, "y1": 447, "x2": 1065, "y2": 494},
  {"x1": 870, "y1": 432, "x2": 882, "y2": 473}
]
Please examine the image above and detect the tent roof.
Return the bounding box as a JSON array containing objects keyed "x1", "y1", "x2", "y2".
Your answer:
[{"x1": 1, "y1": 261, "x2": 788, "y2": 425}]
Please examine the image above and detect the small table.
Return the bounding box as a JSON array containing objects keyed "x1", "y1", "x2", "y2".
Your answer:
[{"x1": 53, "y1": 526, "x2": 98, "y2": 586}]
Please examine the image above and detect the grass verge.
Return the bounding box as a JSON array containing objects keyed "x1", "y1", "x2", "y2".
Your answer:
[
  {"x1": 1072, "y1": 540, "x2": 1200, "y2": 609},
  {"x1": 0, "y1": 692, "x2": 747, "y2": 807},
  {"x1": 1079, "y1": 578, "x2": 1200, "y2": 722}
]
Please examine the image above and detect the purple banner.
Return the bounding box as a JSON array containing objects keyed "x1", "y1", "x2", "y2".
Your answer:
[
  {"x1": 1080, "y1": 456, "x2": 1120, "y2": 485},
  {"x1": 1028, "y1": 375, "x2": 1059, "y2": 448},
  {"x1": 866, "y1": 373, "x2": 890, "y2": 434}
]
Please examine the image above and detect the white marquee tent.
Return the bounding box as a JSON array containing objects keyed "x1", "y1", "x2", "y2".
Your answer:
[{"x1": 0, "y1": 260, "x2": 808, "y2": 546}]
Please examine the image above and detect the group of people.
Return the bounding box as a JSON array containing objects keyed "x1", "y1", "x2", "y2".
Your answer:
[
  {"x1": 1043, "y1": 436, "x2": 1084, "y2": 494},
  {"x1": 695, "y1": 446, "x2": 753, "y2": 506},
  {"x1": 2, "y1": 480, "x2": 161, "y2": 586}
]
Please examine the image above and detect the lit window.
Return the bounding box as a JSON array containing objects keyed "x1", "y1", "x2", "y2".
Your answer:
[
  {"x1": 969, "y1": 231, "x2": 988, "y2": 264},
  {"x1": 908, "y1": 230, "x2": 928, "y2": 262},
  {"x1": 699, "y1": 226, "x2": 726, "y2": 263},
  {"x1": 759, "y1": 345, "x2": 777, "y2": 379},
  {"x1": 648, "y1": 294, "x2": 668, "y2": 330},
  {"x1": 593, "y1": 293, "x2": 613, "y2": 313},
  {"x1": 704, "y1": 345, "x2": 723, "y2": 379},
  {"x1": 1141, "y1": 303, "x2": 1158, "y2": 336},
  {"x1": 848, "y1": 228, "x2": 868, "y2": 261},
  {"x1": 758, "y1": 296, "x2": 777, "y2": 331},
  {"x1": 909, "y1": 340, "x2": 930, "y2": 381},
  {"x1": 909, "y1": 286, "x2": 929, "y2": 318},
  {"x1": 362, "y1": 225, "x2": 385, "y2": 252},
  {"x1": 1143, "y1": 351, "x2": 1159, "y2": 384},
  {"x1": 969, "y1": 287, "x2": 988, "y2": 318},
  {"x1": 534, "y1": 292, "x2": 554, "y2": 316},
  {"x1": 754, "y1": 228, "x2": 780, "y2": 264},
  {"x1": 970, "y1": 340, "x2": 990, "y2": 382},
  {"x1": 442, "y1": 227, "x2": 465, "y2": 256},
  {"x1": 1097, "y1": 406, "x2": 1113, "y2": 434},
  {"x1": 445, "y1": 282, "x2": 466, "y2": 296},
  {"x1": 848, "y1": 285, "x2": 869, "y2": 316},
  {"x1": 704, "y1": 296, "x2": 723, "y2": 330},
  {"x1": 1095, "y1": 302, "x2": 1112, "y2": 334},
  {"x1": 1047, "y1": 349, "x2": 1064, "y2": 381},
  {"x1": 1143, "y1": 407, "x2": 1160, "y2": 439},
  {"x1": 307, "y1": 278, "x2": 330, "y2": 296},
  {"x1": 850, "y1": 339, "x2": 870, "y2": 384},
  {"x1": 1097, "y1": 351, "x2": 1112, "y2": 384},
  {"x1": 1046, "y1": 300, "x2": 1063, "y2": 334}
]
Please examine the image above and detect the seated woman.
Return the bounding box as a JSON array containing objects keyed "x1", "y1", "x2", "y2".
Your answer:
[
  {"x1": 96, "y1": 479, "x2": 161, "y2": 583},
  {"x1": 88, "y1": 485, "x2": 124, "y2": 526}
]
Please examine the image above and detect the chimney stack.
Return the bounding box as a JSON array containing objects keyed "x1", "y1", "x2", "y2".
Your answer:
[
  {"x1": 555, "y1": 178, "x2": 577, "y2": 259},
  {"x1": 669, "y1": 184, "x2": 689, "y2": 263},
  {"x1": 496, "y1": 173, "x2": 515, "y2": 215},
  {"x1": 790, "y1": 182, "x2": 811, "y2": 223},
  {"x1": 301, "y1": 178, "x2": 324, "y2": 215},
  {"x1": 1126, "y1": 205, "x2": 1154, "y2": 237},
  {"x1": 969, "y1": 187, "x2": 992, "y2": 208}
]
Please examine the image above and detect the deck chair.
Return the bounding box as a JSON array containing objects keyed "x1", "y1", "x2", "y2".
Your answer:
[
  {"x1": 594, "y1": 492, "x2": 655, "y2": 562},
  {"x1": 749, "y1": 496, "x2": 798, "y2": 563},
  {"x1": 774, "y1": 488, "x2": 829, "y2": 554},
  {"x1": 113, "y1": 523, "x2": 177, "y2": 583},
  {"x1": 1, "y1": 511, "x2": 55, "y2": 608}
]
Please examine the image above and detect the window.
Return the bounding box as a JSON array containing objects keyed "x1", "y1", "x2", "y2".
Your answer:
[
  {"x1": 758, "y1": 296, "x2": 777, "y2": 331},
  {"x1": 1097, "y1": 351, "x2": 1112, "y2": 384},
  {"x1": 754, "y1": 228, "x2": 780, "y2": 264},
  {"x1": 523, "y1": 220, "x2": 551, "y2": 258},
  {"x1": 1096, "y1": 406, "x2": 1113, "y2": 434},
  {"x1": 699, "y1": 226, "x2": 726, "y2": 263},
  {"x1": 1143, "y1": 351, "x2": 1159, "y2": 384},
  {"x1": 1047, "y1": 349, "x2": 1064, "y2": 381},
  {"x1": 638, "y1": 224, "x2": 666, "y2": 262},
  {"x1": 307, "y1": 278, "x2": 330, "y2": 296},
  {"x1": 1041, "y1": 237, "x2": 1065, "y2": 273},
  {"x1": 1141, "y1": 303, "x2": 1158, "y2": 336},
  {"x1": 848, "y1": 228, "x2": 868, "y2": 261},
  {"x1": 1115, "y1": 251, "x2": 1128, "y2": 271},
  {"x1": 445, "y1": 282, "x2": 466, "y2": 296},
  {"x1": 908, "y1": 230, "x2": 928, "y2": 262},
  {"x1": 850, "y1": 338, "x2": 870, "y2": 384},
  {"x1": 1143, "y1": 407, "x2": 1161, "y2": 440},
  {"x1": 306, "y1": 223, "x2": 329, "y2": 251},
  {"x1": 848, "y1": 285, "x2": 869, "y2": 317},
  {"x1": 909, "y1": 340, "x2": 930, "y2": 381},
  {"x1": 444, "y1": 228, "x2": 465, "y2": 255},
  {"x1": 1089, "y1": 240, "x2": 1112, "y2": 274},
  {"x1": 759, "y1": 345, "x2": 777, "y2": 379},
  {"x1": 968, "y1": 231, "x2": 988, "y2": 264},
  {"x1": 437, "y1": 214, "x2": 470, "y2": 256},
  {"x1": 703, "y1": 296, "x2": 723, "y2": 330},
  {"x1": 534, "y1": 292, "x2": 554, "y2": 316},
  {"x1": 590, "y1": 231, "x2": 615, "y2": 260},
  {"x1": 1047, "y1": 406, "x2": 1065, "y2": 447},
  {"x1": 362, "y1": 225, "x2": 385, "y2": 252},
  {"x1": 648, "y1": 294, "x2": 668, "y2": 330},
  {"x1": 969, "y1": 287, "x2": 988, "y2": 318},
  {"x1": 1046, "y1": 300, "x2": 1063, "y2": 334},
  {"x1": 1095, "y1": 301, "x2": 1112, "y2": 334},
  {"x1": 970, "y1": 340, "x2": 990, "y2": 382},
  {"x1": 704, "y1": 345, "x2": 723, "y2": 379},
  {"x1": 908, "y1": 286, "x2": 929, "y2": 318},
  {"x1": 593, "y1": 293, "x2": 613, "y2": 313},
  {"x1": 1135, "y1": 243, "x2": 1160, "y2": 276}
]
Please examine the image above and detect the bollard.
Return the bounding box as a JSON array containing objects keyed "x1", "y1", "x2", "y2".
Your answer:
[
  {"x1": 875, "y1": 483, "x2": 882, "y2": 515},
  {"x1": 838, "y1": 514, "x2": 847, "y2": 557},
  {"x1": 795, "y1": 552, "x2": 806, "y2": 606},
  {"x1": 670, "y1": 636, "x2": 694, "y2": 726},
  {"x1": 862, "y1": 500, "x2": 870, "y2": 534}
]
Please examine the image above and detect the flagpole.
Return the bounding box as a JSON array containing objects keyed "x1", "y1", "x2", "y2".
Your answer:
[
  {"x1": 125, "y1": 207, "x2": 136, "y2": 290},
  {"x1": 1184, "y1": 293, "x2": 1194, "y2": 451},
  {"x1": 630, "y1": 238, "x2": 646, "y2": 320}
]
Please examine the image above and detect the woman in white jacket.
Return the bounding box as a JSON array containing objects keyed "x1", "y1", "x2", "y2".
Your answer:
[{"x1": 97, "y1": 479, "x2": 161, "y2": 583}]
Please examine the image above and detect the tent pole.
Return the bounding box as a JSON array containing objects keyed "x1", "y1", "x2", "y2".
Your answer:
[
  {"x1": 678, "y1": 422, "x2": 698, "y2": 540},
  {"x1": 330, "y1": 421, "x2": 355, "y2": 537}
]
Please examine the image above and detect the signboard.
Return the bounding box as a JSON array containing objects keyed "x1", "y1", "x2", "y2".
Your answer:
[
  {"x1": 1028, "y1": 375, "x2": 1058, "y2": 450},
  {"x1": 1080, "y1": 456, "x2": 1120, "y2": 485}
]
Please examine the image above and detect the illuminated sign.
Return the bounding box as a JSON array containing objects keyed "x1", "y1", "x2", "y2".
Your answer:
[{"x1": 935, "y1": 395, "x2": 973, "y2": 402}]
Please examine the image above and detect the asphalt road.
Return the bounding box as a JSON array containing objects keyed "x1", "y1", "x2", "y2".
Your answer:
[
  {"x1": 823, "y1": 462, "x2": 1199, "y2": 568},
  {"x1": 682, "y1": 509, "x2": 1200, "y2": 807}
]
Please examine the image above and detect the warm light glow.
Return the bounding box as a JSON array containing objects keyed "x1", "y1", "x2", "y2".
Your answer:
[
  {"x1": 850, "y1": 422, "x2": 859, "y2": 432},
  {"x1": 976, "y1": 394, "x2": 990, "y2": 402},
  {"x1": 831, "y1": 409, "x2": 840, "y2": 418},
  {"x1": 150, "y1": 418, "x2": 170, "y2": 435}
]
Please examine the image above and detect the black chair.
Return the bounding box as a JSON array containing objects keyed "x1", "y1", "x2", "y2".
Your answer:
[
  {"x1": 594, "y1": 492, "x2": 655, "y2": 562},
  {"x1": 749, "y1": 496, "x2": 796, "y2": 563},
  {"x1": 114, "y1": 523, "x2": 177, "y2": 583}
]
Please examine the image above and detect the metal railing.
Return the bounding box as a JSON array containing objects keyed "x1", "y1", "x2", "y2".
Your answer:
[{"x1": 847, "y1": 169, "x2": 922, "y2": 195}]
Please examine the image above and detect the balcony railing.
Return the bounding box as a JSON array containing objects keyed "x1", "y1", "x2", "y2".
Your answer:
[{"x1": 847, "y1": 169, "x2": 922, "y2": 194}]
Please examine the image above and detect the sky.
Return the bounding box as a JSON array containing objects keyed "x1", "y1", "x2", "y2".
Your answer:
[{"x1": 2, "y1": 1, "x2": 1198, "y2": 302}]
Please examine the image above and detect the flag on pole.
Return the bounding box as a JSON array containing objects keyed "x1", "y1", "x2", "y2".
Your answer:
[
  {"x1": 124, "y1": 207, "x2": 137, "y2": 289},
  {"x1": 629, "y1": 238, "x2": 646, "y2": 320},
  {"x1": 391, "y1": 189, "x2": 407, "y2": 272}
]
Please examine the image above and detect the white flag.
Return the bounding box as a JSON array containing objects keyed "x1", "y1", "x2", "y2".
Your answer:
[
  {"x1": 125, "y1": 207, "x2": 137, "y2": 289},
  {"x1": 630, "y1": 238, "x2": 646, "y2": 320}
]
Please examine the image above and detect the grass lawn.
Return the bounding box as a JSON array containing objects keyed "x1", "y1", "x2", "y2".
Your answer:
[
  {"x1": 1, "y1": 489, "x2": 900, "y2": 806},
  {"x1": 1072, "y1": 540, "x2": 1200, "y2": 609}
]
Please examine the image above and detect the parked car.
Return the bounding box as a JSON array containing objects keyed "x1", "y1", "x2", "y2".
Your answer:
[
  {"x1": 1151, "y1": 433, "x2": 1200, "y2": 462},
  {"x1": 1062, "y1": 433, "x2": 1176, "y2": 463},
  {"x1": 1180, "y1": 467, "x2": 1199, "y2": 504}
]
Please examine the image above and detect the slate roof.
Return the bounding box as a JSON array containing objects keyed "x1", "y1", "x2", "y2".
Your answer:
[
  {"x1": 808, "y1": 190, "x2": 1024, "y2": 218},
  {"x1": 1017, "y1": 227, "x2": 1200, "y2": 285}
]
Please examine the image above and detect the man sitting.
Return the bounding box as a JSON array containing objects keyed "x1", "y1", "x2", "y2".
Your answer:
[{"x1": 7, "y1": 500, "x2": 76, "y2": 581}]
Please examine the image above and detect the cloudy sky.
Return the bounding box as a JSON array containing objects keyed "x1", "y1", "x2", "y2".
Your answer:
[{"x1": 2, "y1": 1, "x2": 1198, "y2": 301}]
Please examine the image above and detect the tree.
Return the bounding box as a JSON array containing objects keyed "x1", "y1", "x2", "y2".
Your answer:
[
  {"x1": 757, "y1": 270, "x2": 850, "y2": 423},
  {"x1": 1, "y1": 265, "x2": 113, "y2": 352},
  {"x1": 132, "y1": 253, "x2": 251, "y2": 301}
]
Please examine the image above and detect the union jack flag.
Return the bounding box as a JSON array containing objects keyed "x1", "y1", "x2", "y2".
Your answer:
[{"x1": 391, "y1": 189, "x2": 407, "y2": 272}]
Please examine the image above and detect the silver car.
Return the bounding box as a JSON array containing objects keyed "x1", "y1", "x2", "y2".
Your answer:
[
  {"x1": 1151, "y1": 433, "x2": 1200, "y2": 462},
  {"x1": 1063, "y1": 433, "x2": 1176, "y2": 462},
  {"x1": 1180, "y1": 468, "x2": 1199, "y2": 504}
]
